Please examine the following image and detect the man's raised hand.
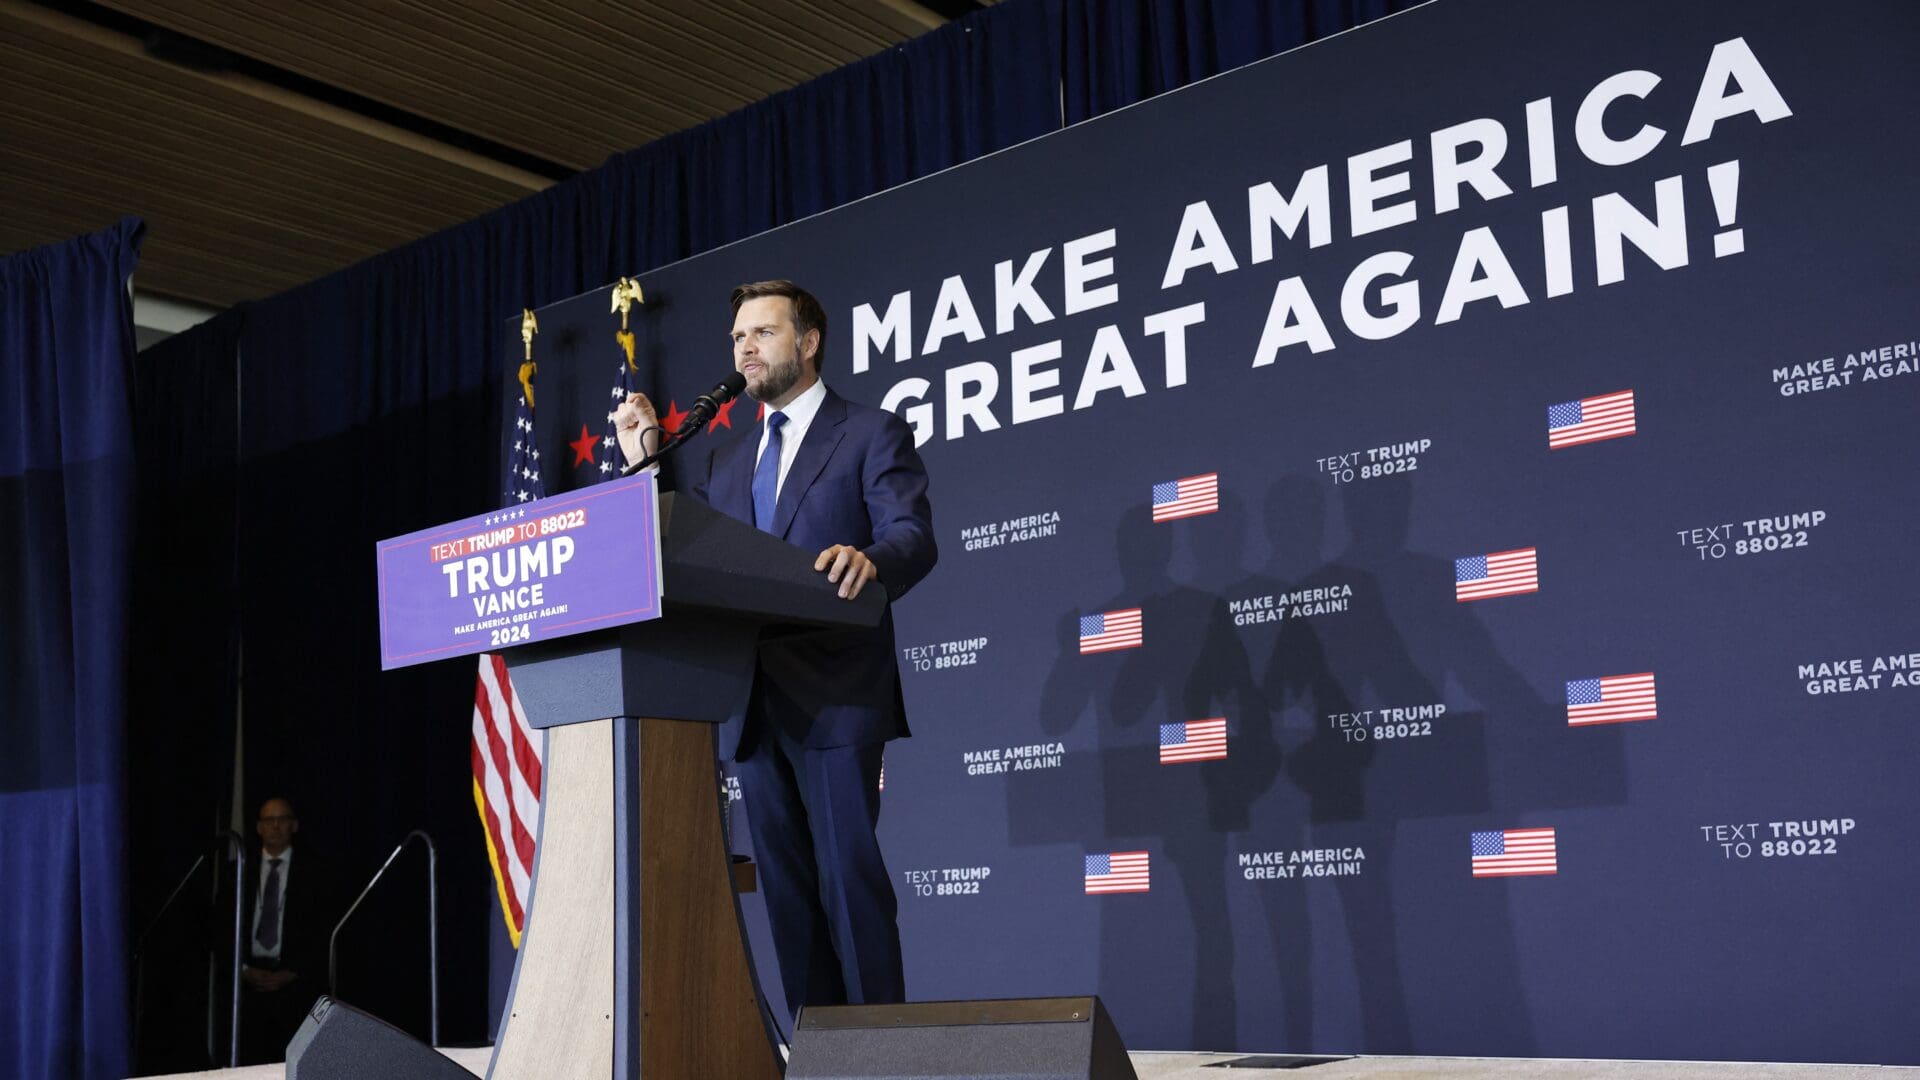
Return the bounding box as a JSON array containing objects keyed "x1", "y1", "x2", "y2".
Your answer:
[{"x1": 614, "y1": 392, "x2": 661, "y2": 467}]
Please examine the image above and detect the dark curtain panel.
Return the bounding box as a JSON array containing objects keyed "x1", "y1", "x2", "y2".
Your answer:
[
  {"x1": 1062, "y1": 0, "x2": 1414, "y2": 123},
  {"x1": 127, "y1": 310, "x2": 245, "y2": 1073},
  {"x1": 0, "y1": 217, "x2": 143, "y2": 1080},
  {"x1": 590, "y1": 0, "x2": 1064, "y2": 266}
]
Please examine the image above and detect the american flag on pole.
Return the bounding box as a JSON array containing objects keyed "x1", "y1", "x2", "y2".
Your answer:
[
  {"x1": 1548, "y1": 389, "x2": 1636, "y2": 449},
  {"x1": 1566, "y1": 672, "x2": 1658, "y2": 726},
  {"x1": 1160, "y1": 719, "x2": 1228, "y2": 763},
  {"x1": 597, "y1": 352, "x2": 637, "y2": 478},
  {"x1": 506, "y1": 387, "x2": 542, "y2": 505},
  {"x1": 474, "y1": 377, "x2": 547, "y2": 947},
  {"x1": 1454, "y1": 548, "x2": 1538, "y2": 601},
  {"x1": 1084, "y1": 851, "x2": 1151, "y2": 894},
  {"x1": 1151, "y1": 473, "x2": 1219, "y2": 522},
  {"x1": 1471, "y1": 828, "x2": 1557, "y2": 877},
  {"x1": 474, "y1": 654, "x2": 544, "y2": 946},
  {"x1": 1079, "y1": 609, "x2": 1143, "y2": 653}
]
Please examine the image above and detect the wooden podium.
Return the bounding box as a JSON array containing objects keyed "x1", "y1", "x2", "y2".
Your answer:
[{"x1": 483, "y1": 493, "x2": 884, "y2": 1079}]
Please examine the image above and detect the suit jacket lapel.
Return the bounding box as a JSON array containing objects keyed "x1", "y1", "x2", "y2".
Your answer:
[
  {"x1": 772, "y1": 390, "x2": 847, "y2": 541},
  {"x1": 709, "y1": 435, "x2": 755, "y2": 524}
]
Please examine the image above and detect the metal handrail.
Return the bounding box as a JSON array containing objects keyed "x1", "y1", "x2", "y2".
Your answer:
[
  {"x1": 225, "y1": 831, "x2": 245, "y2": 1068},
  {"x1": 130, "y1": 830, "x2": 245, "y2": 1070},
  {"x1": 327, "y1": 829, "x2": 439, "y2": 1046}
]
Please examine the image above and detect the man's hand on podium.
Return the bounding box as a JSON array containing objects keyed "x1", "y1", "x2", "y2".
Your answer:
[
  {"x1": 614, "y1": 392, "x2": 662, "y2": 468},
  {"x1": 816, "y1": 544, "x2": 878, "y2": 599}
]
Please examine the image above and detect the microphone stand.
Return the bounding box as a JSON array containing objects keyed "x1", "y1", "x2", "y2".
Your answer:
[
  {"x1": 619, "y1": 413, "x2": 708, "y2": 478},
  {"x1": 620, "y1": 430, "x2": 678, "y2": 478},
  {"x1": 620, "y1": 384, "x2": 742, "y2": 477}
]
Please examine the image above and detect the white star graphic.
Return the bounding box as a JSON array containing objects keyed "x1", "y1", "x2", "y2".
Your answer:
[
  {"x1": 599, "y1": 460, "x2": 612, "y2": 474},
  {"x1": 515, "y1": 491, "x2": 529, "y2": 503}
]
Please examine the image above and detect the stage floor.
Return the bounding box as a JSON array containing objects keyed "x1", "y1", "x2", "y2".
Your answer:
[{"x1": 140, "y1": 1047, "x2": 1920, "y2": 1079}]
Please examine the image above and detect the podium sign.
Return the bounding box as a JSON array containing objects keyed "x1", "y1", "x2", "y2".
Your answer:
[{"x1": 375, "y1": 474, "x2": 663, "y2": 670}]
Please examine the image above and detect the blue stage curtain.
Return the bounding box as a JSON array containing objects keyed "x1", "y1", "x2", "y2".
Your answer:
[
  {"x1": 589, "y1": 0, "x2": 1063, "y2": 269},
  {"x1": 0, "y1": 217, "x2": 143, "y2": 1080},
  {"x1": 1061, "y1": 0, "x2": 1414, "y2": 123}
]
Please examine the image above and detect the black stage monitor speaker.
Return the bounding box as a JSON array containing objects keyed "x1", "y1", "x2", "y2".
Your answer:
[
  {"x1": 787, "y1": 995, "x2": 1139, "y2": 1080},
  {"x1": 285, "y1": 996, "x2": 472, "y2": 1079}
]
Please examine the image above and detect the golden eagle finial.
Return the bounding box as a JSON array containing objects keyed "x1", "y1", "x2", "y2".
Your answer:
[
  {"x1": 518, "y1": 308, "x2": 539, "y2": 408},
  {"x1": 611, "y1": 278, "x2": 644, "y2": 371},
  {"x1": 610, "y1": 278, "x2": 644, "y2": 328}
]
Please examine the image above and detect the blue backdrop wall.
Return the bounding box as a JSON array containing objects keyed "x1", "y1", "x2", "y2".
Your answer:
[{"x1": 511, "y1": 0, "x2": 1920, "y2": 1062}]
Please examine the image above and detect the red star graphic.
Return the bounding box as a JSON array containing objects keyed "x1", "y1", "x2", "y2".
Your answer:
[
  {"x1": 660, "y1": 400, "x2": 688, "y2": 435},
  {"x1": 708, "y1": 396, "x2": 737, "y2": 431},
  {"x1": 568, "y1": 424, "x2": 597, "y2": 467}
]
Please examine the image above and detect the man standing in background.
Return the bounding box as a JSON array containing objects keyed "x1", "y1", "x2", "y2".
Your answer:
[{"x1": 238, "y1": 796, "x2": 332, "y2": 1063}]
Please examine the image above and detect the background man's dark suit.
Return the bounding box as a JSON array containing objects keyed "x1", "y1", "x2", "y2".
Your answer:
[
  {"x1": 685, "y1": 385, "x2": 936, "y2": 1015},
  {"x1": 229, "y1": 848, "x2": 335, "y2": 1064}
]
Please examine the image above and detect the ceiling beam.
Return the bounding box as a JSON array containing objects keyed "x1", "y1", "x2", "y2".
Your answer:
[{"x1": 5, "y1": 0, "x2": 553, "y2": 194}]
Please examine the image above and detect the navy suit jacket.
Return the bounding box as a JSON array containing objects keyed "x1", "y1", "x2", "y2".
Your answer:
[{"x1": 685, "y1": 387, "x2": 937, "y2": 758}]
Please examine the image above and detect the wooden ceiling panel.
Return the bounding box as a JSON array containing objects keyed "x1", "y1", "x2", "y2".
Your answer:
[
  {"x1": 100, "y1": 0, "x2": 936, "y2": 170},
  {"x1": 1, "y1": 0, "x2": 943, "y2": 310},
  {"x1": 1, "y1": 1, "x2": 554, "y2": 306}
]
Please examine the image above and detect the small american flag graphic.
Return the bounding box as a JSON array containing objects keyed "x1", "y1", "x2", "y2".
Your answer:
[
  {"x1": 1455, "y1": 548, "x2": 1538, "y2": 601},
  {"x1": 1160, "y1": 719, "x2": 1227, "y2": 763},
  {"x1": 1085, "y1": 851, "x2": 1151, "y2": 894},
  {"x1": 1471, "y1": 828, "x2": 1557, "y2": 877},
  {"x1": 1079, "y1": 609, "x2": 1143, "y2": 653},
  {"x1": 1152, "y1": 473, "x2": 1219, "y2": 522},
  {"x1": 1566, "y1": 673, "x2": 1658, "y2": 726},
  {"x1": 1548, "y1": 389, "x2": 1636, "y2": 449}
]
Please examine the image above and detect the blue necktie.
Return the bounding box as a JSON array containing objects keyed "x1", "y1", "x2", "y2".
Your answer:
[
  {"x1": 255, "y1": 857, "x2": 283, "y2": 951},
  {"x1": 752, "y1": 411, "x2": 788, "y2": 533}
]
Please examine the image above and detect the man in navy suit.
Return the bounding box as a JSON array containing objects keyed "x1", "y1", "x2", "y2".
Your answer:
[
  {"x1": 615, "y1": 279, "x2": 936, "y2": 1017},
  {"x1": 227, "y1": 796, "x2": 336, "y2": 1064}
]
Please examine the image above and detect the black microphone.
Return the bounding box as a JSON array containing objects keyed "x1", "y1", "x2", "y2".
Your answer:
[
  {"x1": 681, "y1": 371, "x2": 747, "y2": 434},
  {"x1": 622, "y1": 371, "x2": 748, "y2": 476}
]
